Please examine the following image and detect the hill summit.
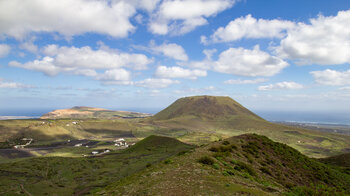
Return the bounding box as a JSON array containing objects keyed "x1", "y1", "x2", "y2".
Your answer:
[{"x1": 152, "y1": 95, "x2": 262, "y2": 121}]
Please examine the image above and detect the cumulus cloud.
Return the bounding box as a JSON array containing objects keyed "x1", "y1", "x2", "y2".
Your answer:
[
  {"x1": 135, "y1": 78, "x2": 180, "y2": 88},
  {"x1": 224, "y1": 78, "x2": 267, "y2": 84},
  {"x1": 149, "y1": 41, "x2": 188, "y2": 61},
  {"x1": 311, "y1": 69, "x2": 350, "y2": 86},
  {"x1": 9, "y1": 45, "x2": 152, "y2": 76},
  {"x1": 19, "y1": 38, "x2": 38, "y2": 53},
  {"x1": 0, "y1": 79, "x2": 33, "y2": 89},
  {"x1": 258, "y1": 81, "x2": 304, "y2": 91},
  {"x1": 204, "y1": 14, "x2": 295, "y2": 43},
  {"x1": 0, "y1": 44, "x2": 11, "y2": 58},
  {"x1": 149, "y1": 0, "x2": 235, "y2": 35},
  {"x1": 117, "y1": 0, "x2": 161, "y2": 13},
  {"x1": 277, "y1": 10, "x2": 350, "y2": 65},
  {"x1": 0, "y1": 0, "x2": 136, "y2": 39},
  {"x1": 213, "y1": 45, "x2": 288, "y2": 77},
  {"x1": 155, "y1": 66, "x2": 206, "y2": 79},
  {"x1": 96, "y1": 69, "x2": 131, "y2": 82}
]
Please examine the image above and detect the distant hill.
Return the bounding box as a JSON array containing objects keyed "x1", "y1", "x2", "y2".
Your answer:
[
  {"x1": 94, "y1": 134, "x2": 350, "y2": 195},
  {"x1": 40, "y1": 106, "x2": 151, "y2": 119},
  {"x1": 151, "y1": 95, "x2": 280, "y2": 131},
  {"x1": 153, "y1": 95, "x2": 262, "y2": 121}
]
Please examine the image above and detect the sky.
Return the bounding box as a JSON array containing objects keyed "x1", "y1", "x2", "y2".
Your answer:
[{"x1": 0, "y1": 0, "x2": 350, "y2": 116}]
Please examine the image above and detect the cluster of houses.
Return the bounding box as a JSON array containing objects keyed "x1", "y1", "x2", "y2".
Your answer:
[
  {"x1": 91, "y1": 149, "x2": 110, "y2": 155},
  {"x1": 114, "y1": 138, "x2": 128, "y2": 147},
  {"x1": 66, "y1": 121, "x2": 78, "y2": 127},
  {"x1": 77, "y1": 137, "x2": 133, "y2": 157},
  {"x1": 13, "y1": 138, "x2": 33, "y2": 149}
]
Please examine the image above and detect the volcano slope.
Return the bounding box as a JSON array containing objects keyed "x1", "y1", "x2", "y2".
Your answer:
[
  {"x1": 92, "y1": 134, "x2": 350, "y2": 196},
  {"x1": 139, "y1": 95, "x2": 350, "y2": 158}
]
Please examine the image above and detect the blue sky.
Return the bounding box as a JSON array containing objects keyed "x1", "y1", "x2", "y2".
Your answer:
[{"x1": 0, "y1": 0, "x2": 350, "y2": 115}]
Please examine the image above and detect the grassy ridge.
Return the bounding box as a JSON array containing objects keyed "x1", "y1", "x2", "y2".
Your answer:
[{"x1": 93, "y1": 134, "x2": 350, "y2": 195}]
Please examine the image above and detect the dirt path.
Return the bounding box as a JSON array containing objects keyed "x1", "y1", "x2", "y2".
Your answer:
[{"x1": 20, "y1": 184, "x2": 33, "y2": 196}]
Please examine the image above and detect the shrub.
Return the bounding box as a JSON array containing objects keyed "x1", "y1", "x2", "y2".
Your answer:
[
  {"x1": 224, "y1": 170, "x2": 235, "y2": 176},
  {"x1": 198, "y1": 156, "x2": 215, "y2": 165},
  {"x1": 163, "y1": 159, "x2": 172, "y2": 164},
  {"x1": 212, "y1": 163, "x2": 220, "y2": 170},
  {"x1": 234, "y1": 161, "x2": 256, "y2": 176},
  {"x1": 177, "y1": 150, "x2": 189, "y2": 156},
  {"x1": 209, "y1": 146, "x2": 219, "y2": 152},
  {"x1": 222, "y1": 141, "x2": 230, "y2": 145},
  {"x1": 213, "y1": 151, "x2": 230, "y2": 158},
  {"x1": 146, "y1": 163, "x2": 152, "y2": 168},
  {"x1": 260, "y1": 167, "x2": 272, "y2": 175},
  {"x1": 219, "y1": 145, "x2": 232, "y2": 152},
  {"x1": 230, "y1": 144, "x2": 237, "y2": 150}
]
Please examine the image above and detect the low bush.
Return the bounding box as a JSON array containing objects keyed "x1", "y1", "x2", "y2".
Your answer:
[{"x1": 198, "y1": 156, "x2": 215, "y2": 165}]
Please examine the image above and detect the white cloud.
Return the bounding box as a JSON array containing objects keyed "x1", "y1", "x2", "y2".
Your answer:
[
  {"x1": 339, "y1": 86, "x2": 350, "y2": 91},
  {"x1": 213, "y1": 45, "x2": 288, "y2": 77},
  {"x1": 224, "y1": 78, "x2": 267, "y2": 84},
  {"x1": 0, "y1": 0, "x2": 136, "y2": 39},
  {"x1": 0, "y1": 79, "x2": 33, "y2": 89},
  {"x1": 155, "y1": 66, "x2": 206, "y2": 79},
  {"x1": 173, "y1": 85, "x2": 217, "y2": 94},
  {"x1": 311, "y1": 69, "x2": 350, "y2": 86},
  {"x1": 149, "y1": 41, "x2": 188, "y2": 61},
  {"x1": 149, "y1": 0, "x2": 235, "y2": 35},
  {"x1": 203, "y1": 49, "x2": 217, "y2": 60},
  {"x1": 277, "y1": 10, "x2": 350, "y2": 65},
  {"x1": 10, "y1": 45, "x2": 152, "y2": 76},
  {"x1": 205, "y1": 14, "x2": 295, "y2": 43},
  {"x1": 136, "y1": 78, "x2": 179, "y2": 88},
  {"x1": 0, "y1": 44, "x2": 11, "y2": 58},
  {"x1": 19, "y1": 40, "x2": 38, "y2": 53},
  {"x1": 258, "y1": 81, "x2": 304, "y2": 91},
  {"x1": 117, "y1": 0, "x2": 161, "y2": 13},
  {"x1": 96, "y1": 69, "x2": 131, "y2": 82}
]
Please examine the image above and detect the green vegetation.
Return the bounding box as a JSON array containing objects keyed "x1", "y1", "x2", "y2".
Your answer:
[
  {"x1": 1, "y1": 96, "x2": 350, "y2": 195},
  {"x1": 92, "y1": 134, "x2": 350, "y2": 195},
  {"x1": 198, "y1": 156, "x2": 215, "y2": 165},
  {"x1": 0, "y1": 135, "x2": 193, "y2": 195}
]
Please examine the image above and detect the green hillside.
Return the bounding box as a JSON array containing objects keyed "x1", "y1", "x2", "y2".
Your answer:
[
  {"x1": 320, "y1": 152, "x2": 350, "y2": 173},
  {"x1": 0, "y1": 135, "x2": 193, "y2": 195},
  {"x1": 93, "y1": 134, "x2": 350, "y2": 195}
]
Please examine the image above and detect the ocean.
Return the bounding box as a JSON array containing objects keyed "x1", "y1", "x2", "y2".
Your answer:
[{"x1": 254, "y1": 110, "x2": 350, "y2": 125}]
